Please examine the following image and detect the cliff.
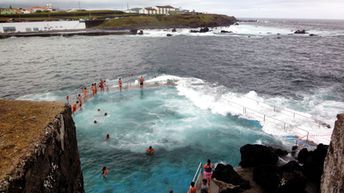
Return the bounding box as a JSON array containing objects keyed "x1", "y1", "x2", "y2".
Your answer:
[
  {"x1": 0, "y1": 100, "x2": 84, "y2": 193},
  {"x1": 99, "y1": 14, "x2": 237, "y2": 29},
  {"x1": 321, "y1": 113, "x2": 344, "y2": 193}
]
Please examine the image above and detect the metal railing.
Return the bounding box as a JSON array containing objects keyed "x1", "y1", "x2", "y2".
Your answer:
[
  {"x1": 187, "y1": 162, "x2": 203, "y2": 193},
  {"x1": 192, "y1": 162, "x2": 203, "y2": 183}
]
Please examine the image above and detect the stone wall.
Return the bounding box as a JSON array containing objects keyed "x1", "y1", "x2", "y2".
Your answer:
[
  {"x1": 321, "y1": 113, "x2": 344, "y2": 193},
  {"x1": 0, "y1": 105, "x2": 84, "y2": 193}
]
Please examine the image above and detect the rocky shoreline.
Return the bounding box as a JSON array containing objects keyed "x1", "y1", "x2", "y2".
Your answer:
[
  {"x1": 212, "y1": 113, "x2": 344, "y2": 193},
  {"x1": 213, "y1": 143, "x2": 327, "y2": 193}
]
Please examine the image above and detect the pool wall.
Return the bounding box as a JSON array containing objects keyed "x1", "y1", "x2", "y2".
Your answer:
[{"x1": 0, "y1": 101, "x2": 84, "y2": 193}]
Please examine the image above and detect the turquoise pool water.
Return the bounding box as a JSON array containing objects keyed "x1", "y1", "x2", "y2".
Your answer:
[{"x1": 74, "y1": 86, "x2": 281, "y2": 193}]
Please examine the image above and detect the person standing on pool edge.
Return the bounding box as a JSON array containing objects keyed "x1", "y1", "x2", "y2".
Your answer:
[
  {"x1": 118, "y1": 78, "x2": 122, "y2": 91},
  {"x1": 188, "y1": 182, "x2": 197, "y2": 193},
  {"x1": 203, "y1": 159, "x2": 213, "y2": 185},
  {"x1": 139, "y1": 76, "x2": 144, "y2": 88}
]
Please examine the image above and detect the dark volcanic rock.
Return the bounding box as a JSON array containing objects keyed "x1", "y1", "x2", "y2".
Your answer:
[
  {"x1": 253, "y1": 165, "x2": 281, "y2": 193},
  {"x1": 172, "y1": 28, "x2": 176, "y2": 32},
  {"x1": 280, "y1": 161, "x2": 302, "y2": 173},
  {"x1": 200, "y1": 27, "x2": 210, "y2": 33},
  {"x1": 294, "y1": 29, "x2": 307, "y2": 34},
  {"x1": 278, "y1": 161, "x2": 306, "y2": 193},
  {"x1": 130, "y1": 29, "x2": 138, "y2": 34},
  {"x1": 303, "y1": 143, "x2": 328, "y2": 183},
  {"x1": 239, "y1": 144, "x2": 279, "y2": 168},
  {"x1": 212, "y1": 164, "x2": 251, "y2": 190},
  {"x1": 273, "y1": 148, "x2": 288, "y2": 157},
  {"x1": 278, "y1": 172, "x2": 307, "y2": 193},
  {"x1": 297, "y1": 148, "x2": 309, "y2": 164},
  {"x1": 166, "y1": 34, "x2": 173, "y2": 37}
]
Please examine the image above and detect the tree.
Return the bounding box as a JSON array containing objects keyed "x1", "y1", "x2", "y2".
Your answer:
[{"x1": 9, "y1": 5, "x2": 12, "y2": 9}]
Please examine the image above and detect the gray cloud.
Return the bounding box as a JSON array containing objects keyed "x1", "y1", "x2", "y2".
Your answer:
[{"x1": 0, "y1": 0, "x2": 343, "y2": 19}]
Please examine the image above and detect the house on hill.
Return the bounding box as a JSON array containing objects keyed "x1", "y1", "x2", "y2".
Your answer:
[
  {"x1": 138, "y1": 5, "x2": 177, "y2": 15},
  {"x1": 30, "y1": 6, "x2": 53, "y2": 13},
  {"x1": 155, "y1": 5, "x2": 176, "y2": 15},
  {"x1": 139, "y1": 7, "x2": 157, "y2": 15}
]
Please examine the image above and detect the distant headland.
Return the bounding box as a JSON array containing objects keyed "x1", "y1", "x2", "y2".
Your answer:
[{"x1": 0, "y1": 5, "x2": 237, "y2": 37}]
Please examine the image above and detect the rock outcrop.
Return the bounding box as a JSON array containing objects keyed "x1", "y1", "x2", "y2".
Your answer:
[
  {"x1": 212, "y1": 163, "x2": 251, "y2": 192},
  {"x1": 0, "y1": 100, "x2": 84, "y2": 193},
  {"x1": 239, "y1": 144, "x2": 279, "y2": 168},
  {"x1": 294, "y1": 30, "x2": 307, "y2": 34},
  {"x1": 321, "y1": 113, "x2": 344, "y2": 193}
]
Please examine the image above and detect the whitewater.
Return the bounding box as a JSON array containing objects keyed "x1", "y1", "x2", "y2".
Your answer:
[{"x1": 18, "y1": 74, "x2": 341, "y2": 145}]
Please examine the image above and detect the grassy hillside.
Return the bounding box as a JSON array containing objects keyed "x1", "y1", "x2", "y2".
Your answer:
[{"x1": 99, "y1": 14, "x2": 237, "y2": 29}]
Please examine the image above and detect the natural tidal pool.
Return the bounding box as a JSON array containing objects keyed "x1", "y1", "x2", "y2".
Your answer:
[{"x1": 74, "y1": 86, "x2": 280, "y2": 193}]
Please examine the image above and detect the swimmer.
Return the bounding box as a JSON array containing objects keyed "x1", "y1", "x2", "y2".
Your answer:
[
  {"x1": 94, "y1": 120, "x2": 97, "y2": 124},
  {"x1": 105, "y1": 134, "x2": 110, "y2": 141},
  {"x1": 97, "y1": 109, "x2": 101, "y2": 112},
  {"x1": 139, "y1": 76, "x2": 144, "y2": 88},
  {"x1": 99, "y1": 79, "x2": 105, "y2": 92},
  {"x1": 77, "y1": 94, "x2": 82, "y2": 107},
  {"x1": 118, "y1": 78, "x2": 122, "y2": 91},
  {"x1": 83, "y1": 87, "x2": 88, "y2": 100},
  {"x1": 146, "y1": 146, "x2": 155, "y2": 155},
  {"x1": 104, "y1": 113, "x2": 108, "y2": 116},
  {"x1": 91, "y1": 83, "x2": 96, "y2": 96},
  {"x1": 104, "y1": 80, "x2": 109, "y2": 92},
  {"x1": 92, "y1": 83, "x2": 97, "y2": 94},
  {"x1": 102, "y1": 166, "x2": 109, "y2": 178},
  {"x1": 66, "y1": 95, "x2": 70, "y2": 104}
]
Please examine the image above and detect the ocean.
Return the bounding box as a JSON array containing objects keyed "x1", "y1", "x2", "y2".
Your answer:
[{"x1": 1, "y1": 18, "x2": 343, "y2": 193}]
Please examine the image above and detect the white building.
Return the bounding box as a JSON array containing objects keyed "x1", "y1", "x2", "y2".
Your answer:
[
  {"x1": 0, "y1": 21, "x2": 86, "y2": 33},
  {"x1": 138, "y1": 5, "x2": 176, "y2": 15},
  {"x1": 139, "y1": 7, "x2": 158, "y2": 15},
  {"x1": 155, "y1": 5, "x2": 176, "y2": 15}
]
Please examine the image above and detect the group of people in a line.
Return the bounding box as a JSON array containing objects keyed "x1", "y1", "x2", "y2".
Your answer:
[
  {"x1": 68, "y1": 76, "x2": 145, "y2": 114},
  {"x1": 188, "y1": 159, "x2": 213, "y2": 193}
]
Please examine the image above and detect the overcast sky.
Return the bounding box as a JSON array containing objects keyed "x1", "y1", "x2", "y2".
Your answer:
[{"x1": 1, "y1": 0, "x2": 344, "y2": 19}]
